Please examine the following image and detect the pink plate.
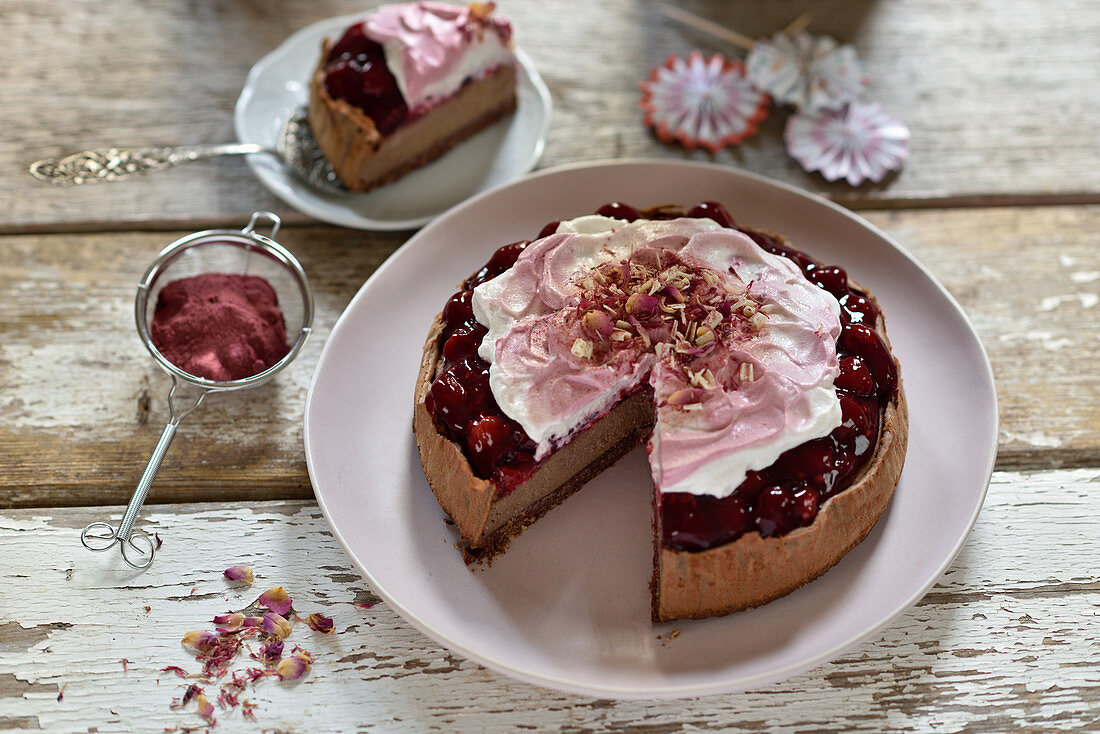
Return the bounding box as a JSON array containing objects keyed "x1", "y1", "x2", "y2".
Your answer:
[{"x1": 304, "y1": 160, "x2": 996, "y2": 698}]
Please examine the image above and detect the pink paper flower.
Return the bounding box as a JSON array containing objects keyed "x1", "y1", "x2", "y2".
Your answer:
[
  {"x1": 640, "y1": 52, "x2": 769, "y2": 153},
  {"x1": 784, "y1": 101, "x2": 910, "y2": 185},
  {"x1": 747, "y1": 31, "x2": 867, "y2": 111}
]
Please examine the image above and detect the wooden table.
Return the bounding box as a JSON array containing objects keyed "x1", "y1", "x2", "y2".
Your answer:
[{"x1": 2, "y1": 1, "x2": 1097, "y2": 730}]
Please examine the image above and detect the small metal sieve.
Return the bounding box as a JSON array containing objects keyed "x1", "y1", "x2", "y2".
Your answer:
[{"x1": 81, "y1": 211, "x2": 314, "y2": 569}]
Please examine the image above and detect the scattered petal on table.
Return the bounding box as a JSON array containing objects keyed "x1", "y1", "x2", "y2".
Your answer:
[
  {"x1": 304, "y1": 612, "x2": 335, "y2": 634},
  {"x1": 263, "y1": 611, "x2": 293, "y2": 639},
  {"x1": 258, "y1": 585, "x2": 292, "y2": 615},
  {"x1": 181, "y1": 629, "x2": 218, "y2": 654},
  {"x1": 223, "y1": 564, "x2": 254, "y2": 583},
  {"x1": 785, "y1": 101, "x2": 910, "y2": 185},
  {"x1": 746, "y1": 31, "x2": 868, "y2": 111},
  {"x1": 640, "y1": 52, "x2": 770, "y2": 152}
]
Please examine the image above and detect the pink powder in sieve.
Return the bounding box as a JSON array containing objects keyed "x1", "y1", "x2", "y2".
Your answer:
[{"x1": 150, "y1": 273, "x2": 291, "y2": 382}]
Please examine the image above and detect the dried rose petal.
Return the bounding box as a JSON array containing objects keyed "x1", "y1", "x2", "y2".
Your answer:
[
  {"x1": 181, "y1": 630, "x2": 219, "y2": 655},
  {"x1": 196, "y1": 692, "x2": 216, "y2": 724},
  {"x1": 276, "y1": 651, "x2": 313, "y2": 681},
  {"x1": 258, "y1": 586, "x2": 292, "y2": 615},
  {"x1": 582, "y1": 310, "x2": 614, "y2": 338},
  {"x1": 213, "y1": 612, "x2": 244, "y2": 631},
  {"x1": 626, "y1": 293, "x2": 659, "y2": 320},
  {"x1": 242, "y1": 615, "x2": 264, "y2": 628},
  {"x1": 262, "y1": 612, "x2": 292, "y2": 639},
  {"x1": 304, "y1": 613, "x2": 334, "y2": 634},
  {"x1": 223, "y1": 565, "x2": 254, "y2": 583},
  {"x1": 260, "y1": 639, "x2": 284, "y2": 663}
]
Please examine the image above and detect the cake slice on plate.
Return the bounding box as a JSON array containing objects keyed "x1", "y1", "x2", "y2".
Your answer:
[{"x1": 308, "y1": 2, "x2": 517, "y2": 192}]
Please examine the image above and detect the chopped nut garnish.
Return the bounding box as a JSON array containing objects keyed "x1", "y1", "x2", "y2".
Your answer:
[
  {"x1": 740, "y1": 362, "x2": 755, "y2": 382},
  {"x1": 570, "y1": 338, "x2": 594, "y2": 359},
  {"x1": 695, "y1": 325, "x2": 716, "y2": 347}
]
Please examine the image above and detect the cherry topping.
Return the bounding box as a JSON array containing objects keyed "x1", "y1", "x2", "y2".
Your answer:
[
  {"x1": 464, "y1": 241, "x2": 529, "y2": 289},
  {"x1": 322, "y1": 23, "x2": 408, "y2": 135},
  {"x1": 441, "y1": 290, "x2": 475, "y2": 332},
  {"x1": 838, "y1": 324, "x2": 898, "y2": 397},
  {"x1": 776, "y1": 438, "x2": 834, "y2": 486},
  {"x1": 686, "y1": 201, "x2": 736, "y2": 228},
  {"x1": 661, "y1": 493, "x2": 748, "y2": 551},
  {"x1": 537, "y1": 221, "x2": 561, "y2": 239},
  {"x1": 808, "y1": 265, "x2": 849, "y2": 299},
  {"x1": 595, "y1": 202, "x2": 642, "y2": 221},
  {"x1": 466, "y1": 414, "x2": 518, "y2": 476},
  {"x1": 428, "y1": 368, "x2": 478, "y2": 432},
  {"x1": 442, "y1": 324, "x2": 488, "y2": 366},
  {"x1": 835, "y1": 355, "x2": 877, "y2": 396},
  {"x1": 839, "y1": 292, "x2": 880, "y2": 326},
  {"x1": 792, "y1": 485, "x2": 820, "y2": 525},
  {"x1": 755, "y1": 486, "x2": 796, "y2": 538}
]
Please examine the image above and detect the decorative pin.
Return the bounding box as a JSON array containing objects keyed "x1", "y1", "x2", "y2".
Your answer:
[
  {"x1": 746, "y1": 31, "x2": 868, "y2": 112},
  {"x1": 640, "y1": 51, "x2": 770, "y2": 153},
  {"x1": 784, "y1": 101, "x2": 910, "y2": 185}
]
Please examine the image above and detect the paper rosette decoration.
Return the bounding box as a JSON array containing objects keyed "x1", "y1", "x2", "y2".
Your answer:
[
  {"x1": 746, "y1": 31, "x2": 868, "y2": 112},
  {"x1": 785, "y1": 101, "x2": 910, "y2": 185},
  {"x1": 640, "y1": 52, "x2": 769, "y2": 153}
]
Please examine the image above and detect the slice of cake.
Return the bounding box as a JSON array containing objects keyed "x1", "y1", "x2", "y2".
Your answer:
[
  {"x1": 413, "y1": 201, "x2": 907, "y2": 622},
  {"x1": 308, "y1": 2, "x2": 517, "y2": 192}
]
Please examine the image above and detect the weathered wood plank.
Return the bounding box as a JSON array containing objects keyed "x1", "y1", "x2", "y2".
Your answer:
[
  {"x1": 1, "y1": 205, "x2": 1096, "y2": 508},
  {"x1": 3, "y1": 0, "x2": 1099, "y2": 232},
  {"x1": 0, "y1": 469, "x2": 1097, "y2": 732}
]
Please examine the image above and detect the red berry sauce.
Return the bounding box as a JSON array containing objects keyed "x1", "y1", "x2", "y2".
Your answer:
[
  {"x1": 426, "y1": 202, "x2": 898, "y2": 549},
  {"x1": 321, "y1": 23, "x2": 409, "y2": 135}
]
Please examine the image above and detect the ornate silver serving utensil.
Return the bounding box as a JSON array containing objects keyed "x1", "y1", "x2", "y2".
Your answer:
[{"x1": 30, "y1": 108, "x2": 344, "y2": 194}]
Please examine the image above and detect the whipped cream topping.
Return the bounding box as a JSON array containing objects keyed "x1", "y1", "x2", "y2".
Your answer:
[
  {"x1": 471, "y1": 216, "x2": 843, "y2": 498},
  {"x1": 364, "y1": 2, "x2": 514, "y2": 111}
]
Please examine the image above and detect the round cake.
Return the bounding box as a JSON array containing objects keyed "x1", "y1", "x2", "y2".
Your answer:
[{"x1": 413, "y1": 201, "x2": 908, "y2": 622}]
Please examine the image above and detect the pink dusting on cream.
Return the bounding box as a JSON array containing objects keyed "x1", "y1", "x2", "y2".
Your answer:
[{"x1": 364, "y1": 2, "x2": 513, "y2": 110}]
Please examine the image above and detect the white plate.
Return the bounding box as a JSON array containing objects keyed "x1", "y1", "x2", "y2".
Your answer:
[
  {"x1": 234, "y1": 14, "x2": 552, "y2": 231},
  {"x1": 304, "y1": 160, "x2": 998, "y2": 698}
]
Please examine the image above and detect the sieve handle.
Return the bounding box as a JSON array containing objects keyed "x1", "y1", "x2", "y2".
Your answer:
[
  {"x1": 80, "y1": 378, "x2": 207, "y2": 569},
  {"x1": 116, "y1": 421, "x2": 177, "y2": 542}
]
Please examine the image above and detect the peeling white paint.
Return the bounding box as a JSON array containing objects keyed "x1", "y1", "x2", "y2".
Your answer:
[
  {"x1": 999, "y1": 429, "x2": 1064, "y2": 448},
  {"x1": 1070, "y1": 270, "x2": 1099, "y2": 284}
]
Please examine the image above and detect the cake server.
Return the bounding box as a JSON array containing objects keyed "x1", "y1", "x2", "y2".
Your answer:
[{"x1": 29, "y1": 108, "x2": 345, "y2": 194}]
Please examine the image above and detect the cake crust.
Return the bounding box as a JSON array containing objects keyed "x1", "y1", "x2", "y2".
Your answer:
[{"x1": 308, "y1": 39, "x2": 517, "y2": 193}]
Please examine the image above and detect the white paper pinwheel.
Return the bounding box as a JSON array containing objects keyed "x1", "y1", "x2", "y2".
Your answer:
[
  {"x1": 784, "y1": 101, "x2": 910, "y2": 185},
  {"x1": 746, "y1": 31, "x2": 868, "y2": 111}
]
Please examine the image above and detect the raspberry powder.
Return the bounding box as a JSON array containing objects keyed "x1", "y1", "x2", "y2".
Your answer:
[{"x1": 150, "y1": 273, "x2": 290, "y2": 382}]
